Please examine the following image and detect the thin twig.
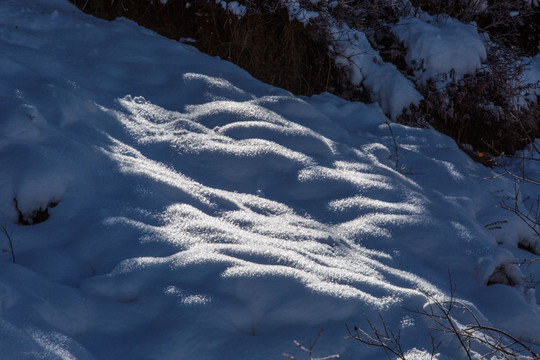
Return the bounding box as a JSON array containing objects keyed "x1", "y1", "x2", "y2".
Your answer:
[
  {"x1": 0, "y1": 225, "x2": 15, "y2": 264},
  {"x1": 384, "y1": 120, "x2": 400, "y2": 170},
  {"x1": 283, "y1": 329, "x2": 340, "y2": 360},
  {"x1": 412, "y1": 276, "x2": 539, "y2": 359},
  {"x1": 346, "y1": 319, "x2": 406, "y2": 360}
]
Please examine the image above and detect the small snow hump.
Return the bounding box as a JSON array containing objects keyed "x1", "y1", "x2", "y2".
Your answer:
[{"x1": 14, "y1": 197, "x2": 59, "y2": 226}]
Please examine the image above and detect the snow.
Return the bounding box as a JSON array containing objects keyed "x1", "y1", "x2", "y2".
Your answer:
[
  {"x1": 523, "y1": 54, "x2": 540, "y2": 100},
  {"x1": 0, "y1": 0, "x2": 539, "y2": 359},
  {"x1": 329, "y1": 24, "x2": 423, "y2": 119},
  {"x1": 284, "y1": 0, "x2": 319, "y2": 24},
  {"x1": 392, "y1": 14, "x2": 487, "y2": 85},
  {"x1": 215, "y1": 0, "x2": 246, "y2": 18}
]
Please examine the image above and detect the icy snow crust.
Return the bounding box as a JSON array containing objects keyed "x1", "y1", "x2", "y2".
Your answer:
[{"x1": 0, "y1": 1, "x2": 539, "y2": 359}]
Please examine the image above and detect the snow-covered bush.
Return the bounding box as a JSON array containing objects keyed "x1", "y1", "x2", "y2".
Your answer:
[
  {"x1": 402, "y1": 54, "x2": 540, "y2": 155},
  {"x1": 13, "y1": 197, "x2": 59, "y2": 225},
  {"x1": 410, "y1": 0, "x2": 539, "y2": 56},
  {"x1": 391, "y1": 4, "x2": 539, "y2": 155}
]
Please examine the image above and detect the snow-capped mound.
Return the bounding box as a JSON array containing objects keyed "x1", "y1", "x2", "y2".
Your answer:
[
  {"x1": 393, "y1": 14, "x2": 487, "y2": 84},
  {"x1": 330, "y1": 24, "x2": 423, "y2": 119}
]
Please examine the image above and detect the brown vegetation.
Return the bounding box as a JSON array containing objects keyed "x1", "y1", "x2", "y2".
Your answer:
[{"x1": 69, "y1": 0, "x2": 357, "y2": 98}]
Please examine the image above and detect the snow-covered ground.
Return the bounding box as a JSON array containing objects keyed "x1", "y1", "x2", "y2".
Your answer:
[{"x1": 0, "y1": 0, "x2": 539, "y2": 359}]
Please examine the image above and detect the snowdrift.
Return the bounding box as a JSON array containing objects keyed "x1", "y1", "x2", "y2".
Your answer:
[{"x1": 0, "y1": 0, "x2": 539, "y2": 359}]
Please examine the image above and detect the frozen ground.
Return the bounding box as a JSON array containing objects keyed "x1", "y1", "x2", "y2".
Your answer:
[{"x1": 0, "y1": 1, "x2": 539, "y2": 359}]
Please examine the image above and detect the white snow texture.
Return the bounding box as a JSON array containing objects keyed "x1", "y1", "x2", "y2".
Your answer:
[{"x1": 0, "y1": 1, "x2": 539, "y2": 359}]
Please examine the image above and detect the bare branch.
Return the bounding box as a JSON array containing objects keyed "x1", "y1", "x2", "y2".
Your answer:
[
  {"x1": 0, "y1": 225, "x2": 16, "y2": 264},
  {"x1": 346, "y1": 319, "x2": 406, "y2": 360},
  {"x1": 283, "y1": 330, "x2": 340, "y2": 360},
  {"x1": 413, "y1": 281, "x2": 539, "y2": 359}
]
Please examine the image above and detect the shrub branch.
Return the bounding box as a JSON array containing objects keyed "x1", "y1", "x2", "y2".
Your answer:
[
  {"x1": 346, "y1": 315, "x2": 406, "y2": 360},
  {"x1": 0, "y1": 225, "x2": 15, "y2": 264},
  {"x1": 283, "y1": 329, "x2": 340, "y2": 360},
  {"x1": 350, "y1": 275, "x2": 539, "y2": 359}
]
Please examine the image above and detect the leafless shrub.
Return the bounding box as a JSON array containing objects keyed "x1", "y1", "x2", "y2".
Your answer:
[
  {"x1": 476, "y1": 1, "x2": 540, "y2": 57},
  {"x1": 481, "y1": 123, "x2": 540, "y2": 290},
  {"x1": 499, "y1": 183, "x2": 540, "y2": 239},
  {"x1": 410, "y1": 0, "x2": 487, "y2": 23},
  {"x1": 282, "y1": 330, "x2": 340, "y2": 360},
  {"x1": 383, "y1": 120, "x2": 413, "y2": 173},
  {"x1": 349, "y1": 279, "x2": 539, "y2": 359},
  {"x1": 347, "y1": 316, "x2": 443, "y2": 360},
  {"x1": 346, "y1": 315, "x2": 410, "y2": 360},
  {"x1": 409, "y1": 286, "x2": 539, "y2": 359},
  {"x1": 487, "y1": 129, "x2": 540, "y2": 244},
  {"x1": 329, "y1": 0, "x2": 413, "y2": 28},
  {"x1": 489, "y1": 131, "x2": 540, "y2": 186},
  {"x1": 401, "y1": 56, "x2": 539, "y2": 157}
]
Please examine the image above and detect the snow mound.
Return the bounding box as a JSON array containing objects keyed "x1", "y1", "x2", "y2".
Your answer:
[
  {"x1": 393, "y1": 14, "x2": 487, "y2": 84},
  {"x1": 330, "y1": 24, "x2": 423, "y2": 119}
]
